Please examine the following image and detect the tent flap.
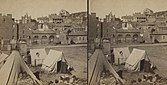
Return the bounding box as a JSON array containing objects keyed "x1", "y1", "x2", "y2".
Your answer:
[{"x1": 42, "y1": 49, "x2": 67, "y2": 73}]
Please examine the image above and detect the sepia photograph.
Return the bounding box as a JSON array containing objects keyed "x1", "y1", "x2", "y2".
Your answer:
[
  {"x1": 0, "y1": 0, "x2": 87, "y2": 85},
  {"x1": 1, "y1": 0, "x2": 167, "y2": 85},
  {"x1": 88, "y1": 0, "x2": 167, "y2": 85}
]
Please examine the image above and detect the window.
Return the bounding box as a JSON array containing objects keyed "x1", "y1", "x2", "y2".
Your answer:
[
  {"x1": 107, "y1": 29, "x2": 109, "y2": 32},
  {"x1": 12, "y1": 29, "x2": 14, "y2": 33},
  {"x1": 29, "y1": 36, "x2": 31, "y2": 39},
  {"x1": 79, "y1": 37, "x2": 81, "y2": 40},
  {"x1": 3, "y1": 18, "x2": 5, "y2": 23},
  {"x1": 125, "y1": 23, "x2": 127, "y2": 27},
  {"x1": 23, "y1": 30, "x2": 24, "y2": 34},
  {"x1": 163, "y1": 36, "x2": 166, "y2": 39}
]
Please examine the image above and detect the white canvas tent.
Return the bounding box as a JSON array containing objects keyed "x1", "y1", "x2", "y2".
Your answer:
[
  {"x1": 88, "y1": 49, "x2": 125, "y2": 85},
  {"x1": 113, "y1": 47, "x2": 130, "y2": 65},
  {"x1": 0, "y1": 53, "x2": 8, "y2": 68},
  {"x1": 125, "y1": 48, "x2": 152, "y2": 72},
  {"x1": 0, "y1": 53, "x2": 8, "y2": 64},
  {"x1": 0, "y1": 50, "x2": 42, "y2": 85},
  {"x1": 30, "y1": 49, "x2": 47, "y2": 66},
  {"x1": 42, "y1": 50, "x2": 68, "y2": 73}
]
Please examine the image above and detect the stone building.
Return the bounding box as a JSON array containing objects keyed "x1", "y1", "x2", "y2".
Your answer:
[
  {"x1": 68, "y1": 31, "x2": 87, "y2": 44},
  {"x1": 31, "y1": 30, "x2": 59, "y2": 45},
  {"x1": 105, "y1": 12, "x2": 116, "y2": 22},
  {"x1": 49, "y1": 14, "x2": 64, "y2": 24},
  {"x1": 121, "y1": 15, "x2": 133, "y2": 22},
  {"x1": 151, "y1": 30, "x2": 167, "y2": 43},
  {"x1": 122, "y1": 22, "x2": 133, "y2": 29},
  {"x1": 70, "y1": 12, "x2": 87, "y2": 24},
  {"x1": 48, "y1": 10, "x2": 71, "y2": 24},
  {"x1": 104, "y1": 29, "x2": 141, "y2": 44},
  {"x1": 153, "y1": 11, "x2": 167, "y2": 25},
  {"x1": 70, "y1": 12, "x2": 87, "y2": 31},
  {"x1": 59, "y1": 32, "x2": 69, "y2": 44},
  {"x1": 143, "y1": 8, "x2": 154, "y2": 16},
  {"x1": 20, "y1": 13, "x2": 31, "y2": 24},
  {"x1": 12, "y1": 17, "x2": 38, "y2": 44},
  {"x1": 88, "y1": 13, "x2": 100, "y2": 53},
  {"x1": 0, "y1": 13, "x2": 15, "y2": 39},
  {"x1": 88, "y1": 13, "x2": 99, "y2": 39},
  {"x1": 133, "y1": 12, "x2": 147, "y2": 22},
  {"x1": 37, "y1": 16, "x2": 49, "y2": 23}
]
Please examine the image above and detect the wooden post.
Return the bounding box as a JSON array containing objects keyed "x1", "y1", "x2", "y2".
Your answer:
[
  {"x1": 35, "y1": 59, "x2": 36, "y2": 68},
  {"x1": 16, "y1": 24, "x2": 19, "y2": 40}
]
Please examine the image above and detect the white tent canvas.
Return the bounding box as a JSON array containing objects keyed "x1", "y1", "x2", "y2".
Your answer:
[
  {"x1": 0, "y1": 53, "x2": 8, "y2": 63},
  {"x1": 0, "y1": 50, "x2": 42, "y2": 85},
  {"x1": 42, "y1": 49, "x2": 67, "y2": 73},
  {"x1": 0, "y1": 53, "x2": 8, "y2": 68},
  {"x1": 113, "y1": 47, "x2": 130, "y2": 65},
  {"x1": 125, "y1": 48, "x2": 151, "y2": 72},
  {"x1": 30, "y1": 49, "x2": 47, "y2": 66}
]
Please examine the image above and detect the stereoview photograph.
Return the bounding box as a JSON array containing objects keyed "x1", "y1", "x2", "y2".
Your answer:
[{"x1": 0, "y1": 0, "x2": 87, "y2": 85}]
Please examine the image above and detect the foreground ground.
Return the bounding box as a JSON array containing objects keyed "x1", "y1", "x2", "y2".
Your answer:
[
  {"x1": 129, "y1": 45, "x2": 167, "y2": 78},
  {"x1": 41, "y1": 46, "x2": 87, "y2": 84},
  {"x1": 18, "y1": 46, "x2": 87, "y2": 85},
  {"x1": 101, "y1": 45, "x2": 167, "y2": 85}
]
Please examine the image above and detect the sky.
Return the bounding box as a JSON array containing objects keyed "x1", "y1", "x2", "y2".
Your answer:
[
  {"x1": 0, "y1": 0, "x2": 87, "y2": 19},
  {"x1": 90, "y1": 0, "x2": 167, "y2": 18}
]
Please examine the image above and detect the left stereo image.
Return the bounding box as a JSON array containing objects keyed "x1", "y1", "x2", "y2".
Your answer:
[{"x1": 0, "y1": 0, "x2": 87, "y2": 85}]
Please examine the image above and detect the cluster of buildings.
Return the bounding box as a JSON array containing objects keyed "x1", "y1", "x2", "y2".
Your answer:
[
  {"x1": 2, "y1": 8, "x2": 167, "y2": 48},
  {"x1": 89, "y1": 8, "x2": 167, "y2": 48},
  {"x1": 0, "y1": 10, "x2": 87, "y2": 47}
]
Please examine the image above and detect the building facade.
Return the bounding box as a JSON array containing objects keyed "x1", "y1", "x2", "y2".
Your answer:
[
  {"x1": 151, "y1": 30, "x2": 167, "y2": 43},
  {"x1": 0, "y1": 13, "x2": 15, "y2": 39},
  {"x1": 133, "y1": 12, "x2": 147, "y2": 22},
  {"x1": 37, "y1": 16, "x2": 49, "y2": 23},
  {"x1": 68, "y1": 31, "x2": 87, "y2": 44},
  {"x1": 31, "y1": 30, "x2": 59, "y2": 45},
  {"x1": 103, "y1": 29, "x2": 141, "y2": 44}
]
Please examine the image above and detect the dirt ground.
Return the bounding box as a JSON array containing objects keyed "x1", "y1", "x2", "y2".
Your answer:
[
  {"x1": 4, "y1": 45, "x2": 167, "y2": 84},
  {"x1": 41, "y1": 46, "x2": 87, "y2": 84},
  {"x1": 101, "y1": 45, "x2": 167, "y2": 85},
  {"x1": 17, "y1": 46, "x2": 87, "y2": 85},
  {"x1": 130, "y1": 45, "x2": 167, "y2": 78}
]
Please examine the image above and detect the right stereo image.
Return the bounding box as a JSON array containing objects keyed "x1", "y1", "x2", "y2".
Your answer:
[{"x1": 88, "y1": 0, "x2": 167, "y2": 85}]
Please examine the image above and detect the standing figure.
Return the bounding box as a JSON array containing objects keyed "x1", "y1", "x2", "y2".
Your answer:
[
  {"x1": 10, "y1": 36, "x2": 17, "y2": 50},
  {"x1": 1, "y1": 37, "x2": 4, "y2": 50},
  {"x1": 35, "y1": 52, "x2": 40, "y2": 66},
  {"x1": 27, "y1": 51, "x2": 31, "y2": 66},
  {"x1": 110, "y1": 49, "x2": 115, "y2": 65}
]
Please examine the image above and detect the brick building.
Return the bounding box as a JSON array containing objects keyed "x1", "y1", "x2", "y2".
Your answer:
[{"x1": 0, "y1": 14, "x2": 15, "y2": 39}]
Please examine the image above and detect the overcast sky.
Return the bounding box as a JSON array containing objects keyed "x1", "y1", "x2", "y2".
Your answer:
[
  {"x1": 90, "y1": 0, "x2": 167, "y2": 18},
  {"x1": 0, "y1": 0, "x2": 86, "y2": 19}
]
